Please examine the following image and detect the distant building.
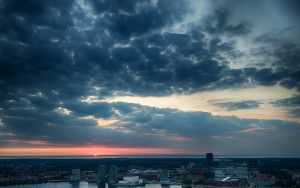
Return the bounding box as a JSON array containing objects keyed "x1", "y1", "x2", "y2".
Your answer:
[
  {"x1": 71, "y1": 169, "x2": 80, "y2": 182},
  {"x1": 181, "y1": 165, "x2": 185, "y2": 171},
  {"x1": 98, "y1": 165, "x2": 106, "y2": 183},
  {"x1": 219, "y1": 158, "x2": 230, "y2": 168},
  {"x1": 82, "y1": 170, "x2": 97, "y2": 182},
  {"x1": 214, "y1": 168, "x2": 226, "y2": 181},
  {"x1": 116, "y1": 176, "x2": 145, "y2": 187},
  {"x1": 108, "y1": 165, "x2": 118, "y2": 184},
  {"x1": 160, "y1": 170, "x2": 170, "y2": 186},
  {"x1": 192, "y1": 167, "x2": 205, "y2": 175},
  {"x1": 252, "y1": 173, "x2": 276, "y2": 187},
  {"x1": 140, "y1": 169, "x2": 159, "y2": 182},
  {"x1": 234, "y1": 167, "x2": 248, "y2": 179},
  {"x1": 214, "y1": 166, "x2": 248, "y2": 182},
  {"x1": 187, "y1": 162, "x2": 195, "y2": 170},
  {"x1": 206, "y1": 153, "x2": 214, "y2": 167},
  {"x1": 292, "y1": 172, "x2": 300, "y2": 185}
]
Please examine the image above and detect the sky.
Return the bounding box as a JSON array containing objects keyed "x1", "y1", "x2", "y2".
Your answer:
[{"x1": 0, "y1": 0, "x2": 299, "y2": 156}]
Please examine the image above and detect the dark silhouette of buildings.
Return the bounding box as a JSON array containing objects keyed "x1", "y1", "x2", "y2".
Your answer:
[
  {"x1": 108, "y1": 165, "x2": 118, "y2": 184},
  {"x1": 206, "y1": 153, "x2": 214, "y2": 167},
  {"x1": 71, "y1": 169, "x2": 80, "y2": 182},
  {"x1": 98, "y1": 165, "x2": 106, "y2": 184}
]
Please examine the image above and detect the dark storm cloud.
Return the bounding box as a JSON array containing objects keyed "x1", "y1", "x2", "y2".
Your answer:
[
  {"x1": 0, "y1": 0, "x2": 74, "y2": 36},
  {"x1": 213, "y1": 100, "x2": 261, "y2": 111},
  {"x1": 0, "y1": 100, "x2": 177, "y2": 148},
  {"x1": 90, "y1": 0, "x2": 189, "y2": 39},
  {"x1": 244, "y1": 68, "x2": 283, "y2": 86},
  {"x1": 65, "y1": 101, "x2": 114, "y2": 119},
  {"x1": 1, "y1": 100, "x2": 299, "y2": 154},
  {"x1": 272, "y1": 96, "x2": 300, "y2": 107},
  {"x1": 204, "y1": 9, "x2": 252, "y2": 36},
  {"x1": 289, "y1": 108, "x2": 300, "y2": 117},
  {"x1": 0, "y1": 0, "x2": 298, "y2": 98},
  {"x1": 272, "y1": 96, "x2": 300, "y2": 117},
  {"x1": 253, "y1": 31, "x2": 300, "y2": 90},
  {"x1": 118, "y1": 106, "x2": 245, "y2": 137},
  {"x1": 0, "y1": 0, "x2": 299, "y2": 154}
]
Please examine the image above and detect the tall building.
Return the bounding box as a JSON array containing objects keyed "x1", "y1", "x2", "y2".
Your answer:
[
  {"x1": 71, "y1": 169, "x2": 80, "y2": 182},
  {"x1": 206, "y1": 152, "x2": 214, "y2": 167},
  {"x1": 108, "y1": 165, "x2": 118, "y2": 184},
  {"x1": 160, "y1": 170, "x2": 170, "y2": 187},
  {"x1": 187, "y1": 162, "x2": 195, "y2": 170},
  {"x1": 98, "y1": 165, "x2": 106, "y2": 183}
]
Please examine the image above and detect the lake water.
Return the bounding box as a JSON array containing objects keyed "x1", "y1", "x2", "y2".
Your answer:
[{"x1": 1, "y1": 183, "x2": 183, "y2": 188}]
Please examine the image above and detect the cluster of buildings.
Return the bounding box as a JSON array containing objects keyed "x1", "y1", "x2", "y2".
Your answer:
[
  {"x1": 71, "y1": 165, "x2": 145, "y2": 187},
  {"x1": 0, "y1": 163, "x2": 69, "y2": 186},
  {"x1": 69, "y1": 153, "x2": 282, "y2": 187},
  {"x1": 212, "y1": 165, "x2": 278, "y2": 187},
  {"x1": 1, "y1": 155, "x2": 300, "y2": 187},
  {"x1": 71, "y1": 165, "x2": 118, "y2": 184}
]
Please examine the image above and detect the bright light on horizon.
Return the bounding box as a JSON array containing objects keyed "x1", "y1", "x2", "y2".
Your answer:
[{"x1": 0, "y1": 147, "x2": 191, "y2": 156}]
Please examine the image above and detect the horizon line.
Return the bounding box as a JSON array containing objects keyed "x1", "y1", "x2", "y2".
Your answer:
[{"x1": 1, "y1": 154, "x2": 300, "y2": 159}]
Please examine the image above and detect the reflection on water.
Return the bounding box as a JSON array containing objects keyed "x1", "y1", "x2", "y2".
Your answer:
[{"x1": 0, "y1": 183, "x2": 183, "y2": 188}]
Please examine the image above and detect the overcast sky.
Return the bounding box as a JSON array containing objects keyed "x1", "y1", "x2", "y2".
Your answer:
[{"x1": 0, "y1": 0, "x2": 299, "y2": 156}]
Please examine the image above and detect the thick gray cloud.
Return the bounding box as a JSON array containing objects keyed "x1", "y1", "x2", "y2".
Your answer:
[
  {"x1": 213, "y1": 100, "x2": 260, "y2": 111},
  {"x1": 272, "y1": 96, "x2": 300, "y2": 107},
  {"x1": 0, "y1": 0, "x2": 299, "y2": 155},
  {"x1": 1, "y1": 100, "x2": 299, "y2": 155},
  {"x1": 272, "y1": 96, "x2": 300, "y2": 117},
  {"x1": 90, "y1": 0, "x2": 189, "y2": 39},
  {"x1": 203, "y1": 9, "x2": 252, "y2": 36},
  {"x1": 0, "y1": 0, "x2": 299, "y2": 98}
]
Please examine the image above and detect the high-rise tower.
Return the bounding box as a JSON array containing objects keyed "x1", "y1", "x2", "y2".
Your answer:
[
  {"x1": 98, "y1": 165, "x2": 106, "y2": 183},
  {"x1": 206, "y1": 152, "x2": 214, "y2": 167},
  {"x1": 108, "y1": 165, "x2": 118, "y2": 184},
  {"x1": 71, "y1": 169, "x2": 80, "y2": 182}
]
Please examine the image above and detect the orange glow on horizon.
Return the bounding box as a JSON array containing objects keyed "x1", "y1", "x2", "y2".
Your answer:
[{"x1": 0, "y1": 146, "x2": 190, "y2": 156}]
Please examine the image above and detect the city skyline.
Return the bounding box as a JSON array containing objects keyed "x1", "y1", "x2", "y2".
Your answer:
[{"x1": 0, "y1": 0, "x2": 300, "y2": 156}]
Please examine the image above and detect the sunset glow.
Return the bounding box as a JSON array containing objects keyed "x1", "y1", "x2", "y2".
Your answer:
[{"x1": 0, "y1": 147, "x2": 189, "y2": 156}]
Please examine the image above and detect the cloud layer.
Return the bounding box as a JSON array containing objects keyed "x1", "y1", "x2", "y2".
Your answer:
[{"x1": 0, "y1": 0, "x2": 299, "y2": 155}]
